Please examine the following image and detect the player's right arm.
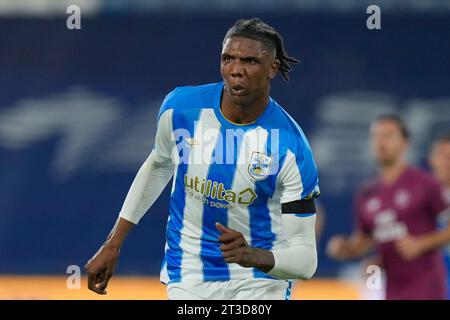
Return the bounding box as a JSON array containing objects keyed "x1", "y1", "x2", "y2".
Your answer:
[
  {"x1": 85, "y1": 103, "x2": 176, "y2": 294},
  {"x1": 327, "y1": 231, "x2": 374, "y2": 260},
  {"x1": 84, "y1": 217, "x2": 134, "y2": 294}
]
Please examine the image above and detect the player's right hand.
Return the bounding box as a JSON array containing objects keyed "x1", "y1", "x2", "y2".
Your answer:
[
  {"x1": 326, "y1": 235, "x2": 350, "y2": 260},
  {"x1": 84, "y1": 244, "x2": 120, "y2": 295}
]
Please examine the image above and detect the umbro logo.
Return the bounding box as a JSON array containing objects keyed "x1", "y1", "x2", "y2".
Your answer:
[{"x1": 185, "y1": 138, "x2": 200, "y2": 147}]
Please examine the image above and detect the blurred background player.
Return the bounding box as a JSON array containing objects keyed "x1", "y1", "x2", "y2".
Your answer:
[
  {"x1": 429, "y1": 133, "x2": 450, "y2": 299},
  {"x1": 327, "y1": 115, "x2": 450, "y2": 300}
]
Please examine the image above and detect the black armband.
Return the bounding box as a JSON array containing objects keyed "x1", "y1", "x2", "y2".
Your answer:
[{"x1": 282, "y1": 198, "x2": 316, "y2": 214}]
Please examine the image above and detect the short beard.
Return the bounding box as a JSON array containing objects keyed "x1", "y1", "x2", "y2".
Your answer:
[{"x1": 378, "y1": 157, "x2": 397, "y2": 168}]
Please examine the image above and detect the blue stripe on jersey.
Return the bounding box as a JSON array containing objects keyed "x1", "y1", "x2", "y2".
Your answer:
[
  {"x1": 199, "y1": 128, "x2": 244, "y2": 281},
  {"x1": 248, "y1": 129, "x2": 278, "y2": 280},
  {"x1": 165, "y1": 107, "x2": 202, "y2": 283},
  {"x1": 297, "y1": 133, "x2": 319, "y2": 199}
]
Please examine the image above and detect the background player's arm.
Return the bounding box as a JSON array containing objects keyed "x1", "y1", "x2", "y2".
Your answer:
[
  {"x1": 327, "y1": 231, "x2": 374, "y2": 260},
  {"x1": 395, "y1": 179, "x2": 450, "y2": 261},
  {"x1": 327, "y1": 185, "x2": 375, "y2": 261},
  {"x1": 395, "y1": 210, "x2": 450, "y2": 261}
]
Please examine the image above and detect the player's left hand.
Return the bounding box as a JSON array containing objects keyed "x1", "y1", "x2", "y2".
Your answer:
[
  {"x1": 395, "y1": 236, "x2": 428, "y2": 261},
  {"x1": 216, "y1": 222, "x2": 256, "y2": 268}
]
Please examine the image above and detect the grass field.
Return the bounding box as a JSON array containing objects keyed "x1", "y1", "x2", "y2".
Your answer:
[{"x1": 0, "y1": 276, "x2": 361, "y2": 300}]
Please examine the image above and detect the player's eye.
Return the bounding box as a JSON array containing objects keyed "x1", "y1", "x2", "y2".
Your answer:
[{"x1": 223, "y1": 56, "x2": 232, "y2": 63}]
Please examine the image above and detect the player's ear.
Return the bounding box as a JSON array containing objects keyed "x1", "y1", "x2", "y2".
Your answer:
[{"x1": 268, "y1": 58, "x2": 280, "y2": 80}]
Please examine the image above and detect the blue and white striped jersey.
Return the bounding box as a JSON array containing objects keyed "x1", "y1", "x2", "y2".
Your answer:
[{"x1": 153, "y1": 82, "x2": 319, "y2": 284}]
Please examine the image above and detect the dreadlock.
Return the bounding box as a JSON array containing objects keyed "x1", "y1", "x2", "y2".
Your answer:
[{"x1": 223, "y1": 18, "x2": 300, "y2": 82}]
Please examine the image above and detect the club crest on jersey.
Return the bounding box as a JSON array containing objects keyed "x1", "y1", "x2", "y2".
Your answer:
[{"x1": 248, "y1": 152, "x2": 272, "y2": 180}]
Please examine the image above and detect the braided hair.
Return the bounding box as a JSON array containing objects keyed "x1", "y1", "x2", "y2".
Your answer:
[{"x1": 223, "y1": 18, "x2": 300, "y2": 82}]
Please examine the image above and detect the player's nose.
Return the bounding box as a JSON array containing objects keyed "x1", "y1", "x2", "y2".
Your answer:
[{"x1": 230, "y1": 61, "x2": 244, "y2": 77}]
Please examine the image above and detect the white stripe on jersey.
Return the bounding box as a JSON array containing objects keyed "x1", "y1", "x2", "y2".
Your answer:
[
  {"x1": 179, "y1": 109, "x2": 222, "y2": 281},
  {"x1": 227, "y1": 126, "x2": 270, "y2": 280},
  {"x1": 279, "y1": 149, "x2": 304, "y2": 204}
]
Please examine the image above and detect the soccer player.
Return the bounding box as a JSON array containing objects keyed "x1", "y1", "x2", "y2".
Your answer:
[
  {"x1": 327, "y1": 115, "x2": 450, "y2": 300},
  {"x1": 85, "y1": 18, "x2": 320, "y2": 300},
  {"x1": 429, "y1": 133, "x2": 450, "y2": 298}
]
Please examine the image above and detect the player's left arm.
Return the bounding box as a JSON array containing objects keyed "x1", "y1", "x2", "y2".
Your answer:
[
  {"x1": 217, "y1": 211, "x2": 317, "y2": 280},
  {"x1": 267, "y1": 213, "x2": 318, "y2": 280}
]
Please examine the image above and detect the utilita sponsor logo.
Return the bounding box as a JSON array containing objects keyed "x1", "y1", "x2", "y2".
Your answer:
[{"x1": 184, "y1": 174, "x2": 257, "y2": 206}]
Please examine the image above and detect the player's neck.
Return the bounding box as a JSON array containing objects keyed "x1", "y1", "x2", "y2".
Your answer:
[
  {"x1": 379, "y1": 161, "x2": 408, "y2": 185},
  {"x1": 220, "y1": 91, "x2": 269, "y2": 125}
]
